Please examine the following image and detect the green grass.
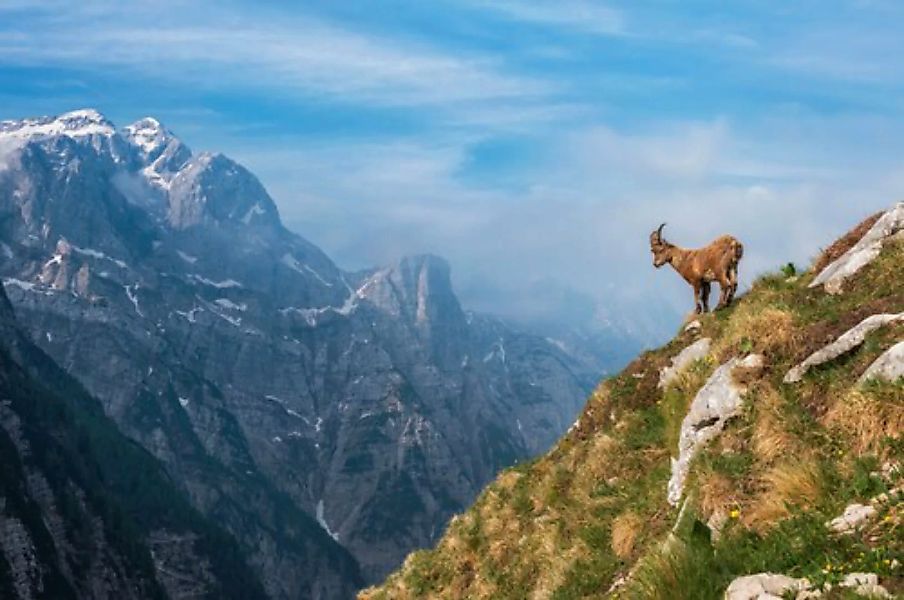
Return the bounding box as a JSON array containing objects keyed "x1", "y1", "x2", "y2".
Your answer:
[{"x1": 364, "y1": 220, "x2": 903, "y2": 600}]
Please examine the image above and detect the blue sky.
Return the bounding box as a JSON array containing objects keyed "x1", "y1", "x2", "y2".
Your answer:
[{"x1": 2, "y1": 0, "x2": 903, "y2": 334}]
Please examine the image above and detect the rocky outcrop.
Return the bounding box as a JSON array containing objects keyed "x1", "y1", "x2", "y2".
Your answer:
[
  {"x1": 725, "y1": 572, "x2": 892, "y2": 600},
  {"x1": 859, "y1": 340, "x2": 904, "y2": 383},
  {"x1": 0, "y1": 283, "x2": 266, "y2": 599},
  {"x1": 724, "y1": 573, "x2": 810, "y2": 600},
  {"x1": 658, "y1": 337, "x2": 711, "y2": 388},
  {"x1": 827, "y1": 502, "x2": 876, "y2": 534},
  {"x1": 784, "y1": 313, "x2": 904, "y2": 383},
  {"x1": 837, "y1": 573, "x2": 892, "y2": 598},
  {"x1": 810, "y1": 201, "x2": 904, "y2": 294},
  {"x1": 668, "y1": 354, "x2": 764, "y2": 506}
]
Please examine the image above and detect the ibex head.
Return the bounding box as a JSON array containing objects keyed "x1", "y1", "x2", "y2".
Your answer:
[{"x1": 649, "y1": 223, "x2": 670, "y2": 268}]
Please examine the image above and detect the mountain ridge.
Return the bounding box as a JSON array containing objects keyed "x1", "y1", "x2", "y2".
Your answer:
[
  {"x1": 0, "y1": 108, "x2": 614, "y2": 594},
  {"x1": 0, "y1": 269, "x2": 269, "y2": 599}
]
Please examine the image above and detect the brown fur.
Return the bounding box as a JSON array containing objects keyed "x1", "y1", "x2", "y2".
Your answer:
[{"x1": 649, "y1": 224, "x2": 744, "y2": 313}]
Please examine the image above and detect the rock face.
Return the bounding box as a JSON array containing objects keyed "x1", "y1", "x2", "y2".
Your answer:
[
  {"x1": 724, "y1": 573, "x2": 810, "y2": 600},
  {"x1": 784, "y1": 313, "x2": 904, "y2": 383},
  {"x1": 658, "y1": 337, "x2": 711, "y2": 388},
  {"x1": 0, "y1": 109, "x2": 599, "y2": 593},
  {"x1": 827, "y1": 503, "x2": 877, "y2": 534},
  {"x1": 0, "y1": 283, "x2": 266, "y2": 599},
  {"x1": 668, "y1": 354, "x2": 763, "y2": 506},
  {"x1": 724, "y1": 571, "x2": 892, "y2": 600},
  {"x1": 839, "y1": 573, "x2": 892, "y2": 598},
  {"x1": 810, "y1": 201, "x2": 904, "y2": 294},
  {"x1": 859, "y1": 340, "x2": 904, "y2": 384}
]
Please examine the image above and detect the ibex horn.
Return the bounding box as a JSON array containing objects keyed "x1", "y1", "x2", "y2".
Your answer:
[{"x1": 656, "y1": 222, "x2": 666, "y2": 240}]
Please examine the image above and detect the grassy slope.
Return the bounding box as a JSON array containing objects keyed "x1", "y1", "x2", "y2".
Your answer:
[{"x1": 363, "y1": 219, "x2": 903, "y2": 600}]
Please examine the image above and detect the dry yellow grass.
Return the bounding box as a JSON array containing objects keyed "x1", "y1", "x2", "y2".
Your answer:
[
  {"x1": 823, "y1": 387, "x2": 904, "y2": 458},
  {"x1": 611, "y1": 510, "x2": 644, "y2": 559},
  {"x1": 698, "y1": 472, "x2": 739, "y2": 520},
  {"x1": 751, "y1": 385, "x2": 800, "y2": 464},
  {"x1": 744, "y1": 458, "x2": 823, "y2": 529},
  {"x1": 714, "y1": 305, "x2": 800, "y2": 360},
  {"x1": 364, "y1": 210, "x2": 903, "y2": 600}
]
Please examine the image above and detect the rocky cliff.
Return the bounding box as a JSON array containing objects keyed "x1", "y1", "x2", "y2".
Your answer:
[
  {"x1": 0, "y1": 272, "x2": 266, "y2": 599},
  {"x1": 365, "y1": 203, "x2": 903, "y2": 599},
  {"x1": 0, "y1": 109, "x2": 602, "y2": 594}
]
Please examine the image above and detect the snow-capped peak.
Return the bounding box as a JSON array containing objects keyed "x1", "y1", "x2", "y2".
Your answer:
[
  {"x1": 0, "y1": 108, "x2": 116, "y2": 140},
  {"x1": 122, "y1": 116, "x2": 191, "y2": 190},
  {"x1": 122, "y1": 117, "x2": 175, "y2": 157}
]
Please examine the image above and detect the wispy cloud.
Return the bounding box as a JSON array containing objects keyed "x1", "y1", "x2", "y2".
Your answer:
[
  {"x1": 2, "y1": 0, "x2": 903, "y2": 338},
  {"x1": 0, "y1": 2, "x2": 551, "y2": 109},
  {"x1": 467, "y1": 0, "x2": 626, "y2": 36}
]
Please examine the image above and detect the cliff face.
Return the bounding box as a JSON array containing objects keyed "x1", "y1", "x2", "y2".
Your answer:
[
  {"x1": 0, "y1": 282, "x2": 267, "y2": 599},
  {"x1": 0, "y1": 109, "x2": 601, "y2": 593},
  {"x1": 365, "y1": 204, "x2": 903, "y2": 599}
]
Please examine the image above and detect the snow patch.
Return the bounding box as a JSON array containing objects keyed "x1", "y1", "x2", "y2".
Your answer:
[
  {"x1": 241, "y1": 203, "x2": 266, "y2": 224},
  {"x1": 3, "y1": 278, "x2": 53, "y2": 295},
  {"x1": 71, "y1": 245, "x2": 127, "y2": 269},
  {"x1": 280, "y1": 290, "x2": 358, "y2": 326},
  {"x1": 483, "y1": 339, "x2": 507, "y2": 364},
  {"x1": 215, "y1": 298, "x2": 247, "y2": 312},
  {"x1": 545, "y1": 337, "x2": 568, "y2": 352},
  {"x1": 177, "y1": 250, "x2": 198, "y2": 264},
  {"x1": 189, "y1": 274, "x2": 243, "y2": 289},
  {"x1": 280, "y1": 253, "x2": 334, "y2": 287},
  {"x1": 0, "y1": 109, "x2": 115, "y2": 141},
  {"x1": 124, "y1": 284, "x2": 144, "y2": 317},
  {"x1": 286, "y1": 409, "x2": 309, "y2": 424},
  {"x1": 175, "y1": 306, "x2": 203, "y2": 323},
  {"x1": 316, "y1": 499, "x2": 340, "y2": 542}
]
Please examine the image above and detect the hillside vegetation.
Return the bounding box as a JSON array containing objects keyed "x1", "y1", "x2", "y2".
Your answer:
[{"x1": 364, "y1": 206, "x2": 903, "y2": 599}]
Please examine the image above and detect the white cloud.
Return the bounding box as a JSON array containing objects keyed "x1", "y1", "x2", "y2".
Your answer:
[
  {"x1": 245, "y1": 111, "x2": 902, "y2": 336},
  {"x1": 0, "y1": 138, "x2": 23, "y2": 173},
  {"x1": 0, "y1": 4, "x2": 551, "y2": 109}
]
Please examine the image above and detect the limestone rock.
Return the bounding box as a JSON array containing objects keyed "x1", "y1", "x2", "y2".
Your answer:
[
  {"x1": 668, "y1": 354, "x2": 763, "y2": 505},
  {"x1": 840, "y1": 573, "x2": 891, "y2": 598},
  {"x1": 784, "y1": 313, "x2": 904, "y2": 383},
  {"x1": 859, "y1": 340, "x2": 904, "y2": 384},
  {"x1": 827, "y1": 502, "x2": 876, "y2": 534},
  {"x1": 810, "y1": 201, "x2": 904, "y2": 294},
  {"x1": 724, "y1": 573, "x2": 810, "y2": 600},
  {"x1": 658, "y1": 338, "x2": 711, "y2": 388},
  {"x1": 684, "y1": 319, "x2": 702, "y2": 333}
]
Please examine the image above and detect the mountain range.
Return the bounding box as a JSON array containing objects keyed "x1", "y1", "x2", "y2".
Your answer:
[{"x1": 0, "y1": 109, "x2": 626, "y2": 597}]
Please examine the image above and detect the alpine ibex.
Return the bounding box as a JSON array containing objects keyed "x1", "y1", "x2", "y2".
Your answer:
[{"x1": 649, "y1": 223, "x2": 744, "y2": 314}]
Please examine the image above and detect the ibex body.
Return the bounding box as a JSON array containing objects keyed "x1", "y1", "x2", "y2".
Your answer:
[{"x1": 649, "y1": 224, "x2": 743, "y2": 314}]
